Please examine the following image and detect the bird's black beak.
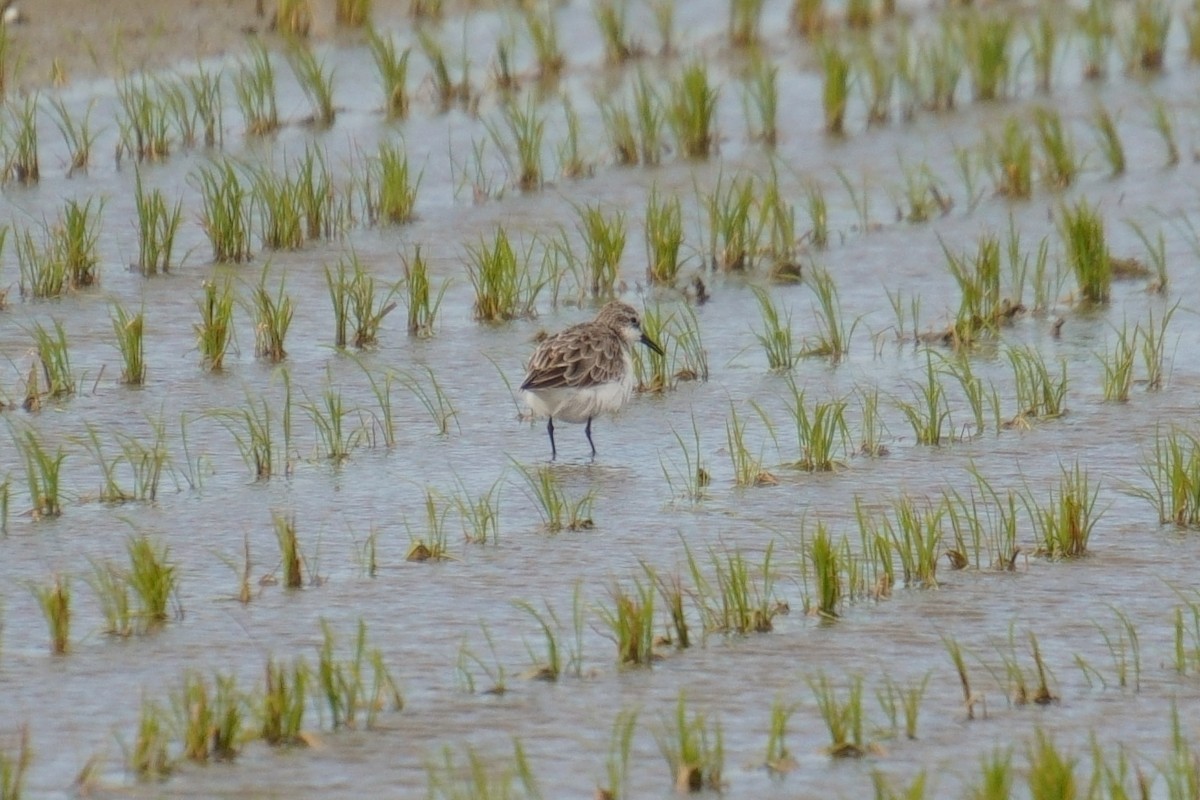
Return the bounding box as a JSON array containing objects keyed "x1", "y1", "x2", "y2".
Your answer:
[{"x1": 641, "y1": 333, "x2": 664, "y2": 356}]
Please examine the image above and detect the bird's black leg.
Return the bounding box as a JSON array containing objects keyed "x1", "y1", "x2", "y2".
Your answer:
[
  {"x1": 547, "y1": 417, "x2": 557, "y2": 461},
  {"x1": 585, "y1": 417, "x2": 596, "y2": 459}
]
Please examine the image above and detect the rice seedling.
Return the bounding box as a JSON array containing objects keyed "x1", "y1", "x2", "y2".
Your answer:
[
  {"x1": 661, "y1": 413, "x2": 710, "y2": 503},
  {"x1": 644, "y1": 187, "x2": 684, "y2": 286},
  {"x1": 30, "y1": 319, "x2": 75, "y2": 400},
  {"x1": 892, "y1": 160, "x2": 950, "y2": 224},
  {"x1": 75, "y1": 424, "x2": 130, "y2": 503},
  {"x1": 487, "y1": 98, "x2": 545, "y2": 193},
  {"x1": 361, "y1": 141, "x2": 420, "y2": 227},
  {"x1": 1100, "y1": 321, "x2": 1135, "y2": 402},
  {"x1": 129, "y1": 698, "x2": 172, "y2": 779},
  {"x1": 1162, "y1": 704, "x2": 1200, "y2": 799},
  {"x1": 1140, "y1": 302, "x2": 1175, "y2": 387},
  {"x1": 514, "y1": 462, "x2": 594, "y2": 532},
  {"x1": 802, "y1": 180, "x2": 829, "y2": 250},
  {"x1": 915, "y1": 26, "x2": 962, "y2": 111},
  {"x1": 417, "y1": 29, "x2": 469, "y2": 112},
  {"x1": 409, "y1": 0, "x2": 442, "y2": 20},
  {"x1": 287, "y1": 42, "x2": 335, "y2": 127},
  {"x1": 803, "y1": 266, "x2": 855, "y2": 360},
  {"x1": 456, "y1": 624, "x2": 507, "y2": 695},
  {"x1": 524, "y1": 1, "x2": 565, "y2": 80},
  {"x1": 426, "y1": 740, "x2": 540, "y2": 800},
  {"x1": 986, "y1": 116, "x2": 1033, "y2": 199},
  {"x1": 726, "y1": 402, "x2": 776, "y2": 487},
  {"x1": 1122, "y1": 0, "x2": 1170, "y2": 72},
  {"x1": 802, "y1": 523, "x2": 844, "y2": 617},
  {"x1": 728, "y1": 0, "x2": 765, "y2": 47},
  {"x1": 88, "y1": 557, "x2": 132, "y2": 636},
  {"x1": 599, "y1": 95, "x2": 638, "y2": 167},
  {"x1": 970, "y1": 748, "x2": 1013, "y2": 800},
  {"x1": 110, "y1": 302, "x2": 146, "y2": 385},
  {"x1": 260, "y1": 656, "x2": 309, "y2": 746},
  {"x1": 1174, "y1": 594, "x2": 1200, "y2": 674},
  {"x1": 1058, "y1": 199, "x2": 1110, "y2": 304},
  {"x1": 1027, "y1": 10, "x2": 1059, "y2": 94},
  {"x1": 1032, "y1": 107, "x2": 1079, "y2": 189},
  {"x1": 1090, "y1": 105, "x2": 1125, "y2": 177},
  {"x1": 405, "y1": 489, "x2": 451, "y2": 562},
  {"x1": 249, "y1": 164, "x2": 303, "y2": 251},
  {"x1": 270, "y1": 511, "x2": 304, "y2": 588},
  {"x1": 0, "y1": 93, "x2": 38, "y2": 184},
  {"x1": 808, "y1": 672, "x2": 865, "y2": 758},
  {"x1": 12, "y1": 427, "x2": 65, "y2": 518},
  {"x1": 856, "y1": 385, "x2": 888, "y2": 457},
  {"x1": 989, "y1": 627, "x2": 1058, "y2": 706},
  {"x1": 961, "y1": 12, "x2": 1013, "y2": 102},
  {"x1": 655, "y1": 692, "x2": 723, "y2": 792},
  {"x1": 704, "y1": 172, "x2": 760, "y2": 272},
  {"x1": 0, "y1": 727, "x2": 31, "y2": 799},
  {"x1": 877, "y1": 673, "x2": 930, "y2": 741},
  {"x1": 195, "y1": 277, "x2": 236, "y2": 370},
  {"x1": 60, "y1": 198, "x2": 102, "y2": 288},
  {"x1": 557, "y1": 98, "x2": 589, "y2": 179},
  {"x1": 1080, "y1": 0, "x2": 1114, "y2": 80},
  {"x1": 596, "y1": 0, "x2": 641, "y2": 64},
  {"x1": 234, "y1": 40, "x2": 279, "y2": 136},
  {"x1": 944, "y1": 233, "x2": 1003, "y2": 343},
  {"x1": 857, "y1": 40, "x2": 895, "y2": 127},
  {"x1": 31, "y1": 575, "x2": 70, "y2": 655},
  {"x1": 1133, "y1": 426, "x2": 1200, "y2": 526},
  {"x1": 398, "y1": 246, "x2": 446, "y2": 338},
  {"x1": 398, "y1": 365, "x2": 459, "y2": 436},
  {"x1": 466, "y1": 227, "x2": 544, "y2": 321},
  {"x1": 250, "y1": 263, "x2": 294, "y2": 361},
  {"x1": 127, "y1": 534, "x2": 179, "y2": 627},
  {"x1": 761, "y1": 698, "x2": 798, "y2": 774},
  {"x1": 666, "y1": 61, "x2": 718, "y2": 159},
  {"x1": 651, "y1": 0, "x2": 675, "y2": 55},
  {"x1": 1095, "y1": 607, "x2": 1140, "y2": 691},
  {"x1": 821, "y1": 44, "x2": 851, "y2": 137},
  {"x1": 791, "y1": 0, "x2": 825, "y2": 36},
  {"x1": 133, "y1": 171, "x2": 182, "y2": 276},
  {"x1": 455, "y1": 474, "x2": 503, "y2": 545},
  {"x1": 1023, "y1": 461, "x2": 1098, "y2": 559},
  {"x1": 45, "y1": 95, "x2": 96, "y2": 176},
  {"x1": 158, "y1": 78, "x2": 197, "y2": 149},
  {"x1": 193, "y1": 159, "x2": 253, "y2": 263},
  {"x1": 896, "y1": 350, "x2": 952, "y2": 445},
  {"x1": 274, "y1": 0, "x2": 312, "y2": 36},
  {"x1": 783, "y1": 379, "x2": 848, "y2": 472},
  {"x1": 847, "y1": 0, "x2": 874, "y2": 28},
  {"x1": 1007, "y1": 345, "x2": 1068, "y2": 421},
  {"x1": 1151, "y1": 98, "x2": 1180, "y2": 167},
  {"x1": 303, "y1": 373, "x2": 363, "y2": 460},
  {"x1": 1026, "y1": 729, "x2": 1077, "y2": 799},
  {"x1": 174, "y1": 671, "x2": 245, "y2": 762},
  {"x1": 336, "y1": 0, "x2": 370, "y2": 26},
  {"x1": 114, "y1": 75, "x2": 171, "y2": 163},
  {"x1": 366, "y1": 28, "x2": 410, "y2": 119},
  {"x1": 316, "y1": 619, "x2": 403, "y2": 730},
  {"x1": 942, "y1": 634, "x2": 983, "y2": 720},
  {"x1": 513, "y1": 599, "x2": 564, "y2": 681},
  {"x1": 182, "y1": 64, "x2": 224, "y2": 148},
  {"x1": 630, "y1": 73, "x2": 664, "y2": 167},
  {"x1": 881, "y1": 496, "x2": 943, "y2": 588},
  {"x1": 687, "y1": 543, "x2": 781, "y2": 634},
  {"x1": 599, "y1": 708, "x2": 639, "y2": 799},
  {"x1": 576, "y1": 203, "x2": 625, "y2": 298},
  {"x1": 325, "y1": 252, "x2": 398, "y2": 349}
]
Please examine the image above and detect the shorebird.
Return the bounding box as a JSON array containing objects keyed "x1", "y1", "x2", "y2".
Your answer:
[{"x1": 521, "y1": 301, "x2": 663, "y2": 460}]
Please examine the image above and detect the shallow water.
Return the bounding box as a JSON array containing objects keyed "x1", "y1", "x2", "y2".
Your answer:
[{"x1": 2, "y1": 1, "x2": 1200, "y2": 797}]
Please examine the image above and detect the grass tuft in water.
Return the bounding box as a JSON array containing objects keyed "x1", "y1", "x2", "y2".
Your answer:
[
  {"x1": 400, "y1": 246, "x2": 446, "y2": 338},
  {"x1": 821, "y1": 44, "x2": 851, "y2": 136},
  {"x1": 0, "y1": 727, "x2": 31, "y2": 799},
  {"x1": 250, "y1": 263, "x2": 294, "y2": 362},
  {"x1": 596, "y1": 0, "x2": 641, "y2": 64},
  {"x1": 195, "y1": 277, "x2": 236, "y2": 370},
  {"x1": 129, "y1": 697, "x2": 172, "y2": 779},
  {"x1": 234, "y1": 40, "x2": 279, "y2": 136},
  {"x1": 111, "y1": 302, "x2": 146, "y2": 385},
  {"x1": 1058, "y1": 199, "x2": 1110, "y2": 304},
  {"x1": 515, "y1": 462, "x2": 594, "y2": 533},
  {"x1": 133, "y1": 171, "x2": 182, "y2": 275},
  {"x1": 655, "y1": 692, "x2": 723, "y2": 792},
  {"x1": 367, "y1": 28, "x2": 410, "y2": 119},
  {"x1": 325, "y1": 251, "x2": 398, "y2": 349},
  {"x1": 666, "y1": 61, "x2": 718, "y2": 159},
  {"x1": 808, "y1": 672, "x2": 866, "y2": 758},
  {"x1": 287, "y1": 42, "x2": 336, "y2": 127},
  {"x1": 1090, "y1": 105, "x2": 1125, "y2": 177},
  {"x1": 467, "y1": 228, "x2": 543, "y2": 321},
  {"x1": 576, "y1": 202, "x2": 625, "y2": 298},
  {"x1": 31, "y1": 575, "x2": 70, "y2": 655},
  {"x1": 2, "y1": 93, "x2": 39, "y2": 183},
  {"x1": 1024, "y1": 462, "x2": 1098, "y2": 559},
  {"x1": 127, "y1": 534, "x2": 179, "y2": 628},
  {"x1": 336, "y1": 0, "x2": 370, "y2": 26},
  {"x1": 645, "y1": 186, "x2": 684, "y2": 286},
  {"x1": 261, "y1": 656, "x2": 309, "y2": 746},
  {"x1": 193, "y1": 159, "x2": 253, "y2": 263},
  {"x1": 316, "y1": 619, "x2": 403, "y2": 730}
]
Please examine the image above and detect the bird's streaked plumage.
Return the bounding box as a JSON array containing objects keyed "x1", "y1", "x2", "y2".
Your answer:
[{"x1": 521, "y1": 301, "x2": 663, "y2": 459}]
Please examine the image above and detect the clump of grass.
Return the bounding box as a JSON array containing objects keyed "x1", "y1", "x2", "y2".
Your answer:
[
  {"x1": 366, "y1": 28, "x2": 410, "y2": 119},
  {"x1": 704, "y1": 172, "x2": 759, "y2": 272},
  {"x1": 987, "y1": 116, "x2": 1033, "y2": 199},
  {"x1": 261, "y1": 656, "x2": 309, "y2": 746},
  {"x1": 31, "y1": 575, "x2": 70, "y2": 655},
  {"x1": 791, "y1": 0, "x2": 825, "y2": 36},
  {"x1": 576, "y1": 203, "x2": 626, "y2": 298},
  {"x1": 195, "y1": 277, "x2": 236, "y2": 370},
  {"x1": 1033, "y1": 107, "x2": 1078, "y2": 189},
  {"x1": 726, "y1": 403, "x2": 777, "y2": 487},
  {"x1": 821, "y1": 44, "x2": 851, "y2": 136},
  {"x1": 325, "y1": 252, "x2": 398, "y2": 349},
  {"x1": 1058, "y1": 199, "x2": 1110, "y2": 304},
  {"x1": 400, "y1": 246, "x2": 446, "y2": 337},
  {"x1": 1024, "y1": 462, "x2": 1098, "y2": 559},
  {"x1": 525, "y1": 2, "x2": 565, "y2": 80},
  {"x1": 488, "y1": 98, "x2": 545, "y2": 192},
  {"x1": 686, "y1": 542, "x2": 781, "y2": 634},
  {"x1": 127, "y1": 534, "x2": 179, "y2": 627},
  {"x1": 316, "y1": 619, "x2": 403, "y2": 730},
  {"x1": 515, "y1": 462, "x2": 594, "y2": 533},
  {"x1": 729, "y1": 0, "x2": 766, "y2": 47},
  {"x1": 426, "y1": 740, "x2": 539, "y2": 800},
  {"x1": 1151, "y1": 98, "x2": 1180, "y2": 167},
  {"x1": 655, "y1": 692, "x2": 723, "y2": 792},
  {"x1": 288, "y1": 42, "x2": 336, "y2": 127},
  {"x1": 1134, "y1": 426, "x2": 1200, "y2": 526},
  {"x1": 1090, "y1": 105, "x2": 1124, "y2": 176},
  {"x1": 666, "y1": 61, "x2": 718, "y2": 159},
  {"x1": 808, "y1": 672, "x2": 866, "y2": 758},
  {"x1": 250, "y1": 264, "x2": 294, "y2": 362},
  {"x1": 363, "y1": 142, "x2": 420, "y2": 226},
  {"x1": 133, "y1": 170, "x2": 183, "y2": 276},
  {"x1": 417, "y1": 29, "x2": 471, "y2": 112},
  {"x1": 405, "y1": 489, "x2": 451, "y2": 562},
  {"x1": 114, "y1": 76, "x2": 171, "y2": 164},
  {"x1": 1122, "y1": 0, "x2": 1171, "y2": 73},
  {"x1": 111, "y1": 302, "x2": 146, "y2": 385},
  {"x1": 274, "y1": 0, "x2": 312, "y2": 36},
  {"x1": 13, "y1": 428, "x2": 65, "y2": 518},
  {"x1": 599, "y1": 709, "x2": 639, "y2": 799},
  {"x1": 466, "y1": 228, "x2": 543, "y2": 321},
  {"x1": 597, "y1": 577, "x2": 655, "y2": 667},
  {"x1": 645, "y1": 187, "x2": 684, "y2": 286},
  {"x1": 1100, "y1": 321, "x2": 1135, "y2": 402},
  {"x1": 336, "y1": 0, "x2": 370, "y2": 26},
  {"x1": 174, "y1": 671, "x2": 244, "y2": 762},
  {"x1": 193, "y1": 159, "x2": 253, "y2": 263},
  {"x1": 272, "y1": 511, "x2": 304, "y2": 589},
  {"x1": 1007, "y1": 345, "x2": 1068, "y2": 422},
  {"x1": 48, "y1": 95, "x2": 97, "y2": 176},
  {"x1": 3, "y1": 93, "x2": 39, "y2": 183},
  {"x1": 896, "y1": 350, "x2": 952, "y2": 446},
  {"x1": 802, "y1": 266, "x2": 854, "y2": 360},
  {"x1": 30, "y1": 319, "x2": 75, "y2": 401},
  {"x1": 129, "y1": 698, "x2": 172, "y2": 779},
  {"x1": 784, "y1": 378, "x2": 847, "y2": 472},
  {"x1": 596, "y1": 0, "x2": 641, "y2": 64},
  {"x1": 751, "y1": 286, "x2": 797, "y2": 371},
  {"x1": 962, "y1": 13, "x2": 1014, "y2": 102},
  {"x1": 1080, "y1": 0, "x2": 1114, "y2": 80},
  {"x1": 1026, "y1": 729, "x2": 1076, "y2": 799},
  {"x1": 304, "y1": 373, "x2": 364, "y2": 460},
  {"x1": 1028, "y1": 10, "x2": 1060, "y2": 94},
  {"x1": 234, "y1": 40, "x2": 279, "y2": 136},
  {"x1": 0, "y1": 727, "x2": 31, "y2": 799}
]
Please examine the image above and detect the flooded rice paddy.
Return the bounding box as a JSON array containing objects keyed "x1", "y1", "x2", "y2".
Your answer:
[{"x1": 2, "y1": 0, "x2": 1200, "y2": 796}]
